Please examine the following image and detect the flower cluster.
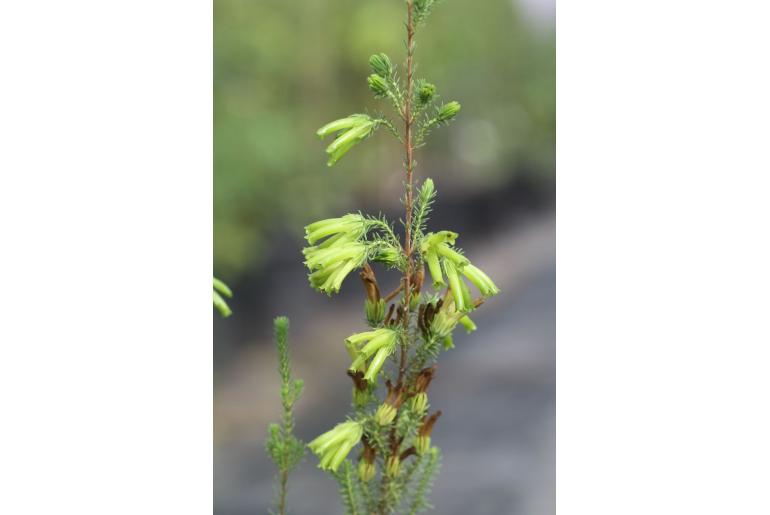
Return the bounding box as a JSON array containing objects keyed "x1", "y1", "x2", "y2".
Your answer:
[
  {"x1": 346, "y1": 328, "x2": 399, "y2": 384},
  {"x1": 317, "y1": 114, "x2": 381, "y2": 166},
  {"x1": 307, "y1": 420, "x2": 363, "y2": 472},
  {"x1": 303, "y1": 214, "x2": 369, "y2": 295},
  {"x1": 420, "y1": 231, "x2": 499, "y2": 312},
  {"x1": 273, "y1": 0, "x2": 502, "y2": 510}
]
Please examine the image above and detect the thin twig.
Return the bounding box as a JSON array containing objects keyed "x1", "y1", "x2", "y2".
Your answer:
[{"x1": 383, "y1": 282, "x2": 404, "y2": 303}]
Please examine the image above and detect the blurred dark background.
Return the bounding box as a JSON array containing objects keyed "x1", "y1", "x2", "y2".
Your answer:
[{"x1": 214, "y1": 0, "x2": 554, "y2": 513}]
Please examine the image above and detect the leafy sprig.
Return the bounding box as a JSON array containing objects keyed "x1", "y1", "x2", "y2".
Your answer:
[{"x1": 265, "y1": 317, "x2": 305, "y2": 515}]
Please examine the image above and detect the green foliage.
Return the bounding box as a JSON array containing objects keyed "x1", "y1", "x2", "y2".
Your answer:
[
  {"x1": 266, "y1": 317, "x2": 305, "y2": 515},
  {"x1": 414, "y1": 0, "x2": 440, "y2": 26},
  {"x1": 412, "y1": 178, "x2": 436, "y2": 243},
  {"x1": 333, "y1": 461, "x2": 362, "y2": 515},
  {"x1": 369, "y1": 53, "x2": 393, "y2": 77},
  {"x1": 408, "y1": 447, "x2": 442, "y2": 514}
]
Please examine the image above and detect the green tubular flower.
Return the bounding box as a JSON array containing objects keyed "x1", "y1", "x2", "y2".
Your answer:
[
  {"x1": 213, "y1": 277, "x2": 233, "y2": 317},
  {"x1": 443, "y1": 260, "x2": 466, "y2": 312},
  {"x1": 459, "y1": 276, "x2": 474, "y2": 311},
  {"x1": 367, "y1": 74, "x2": 389, "y2": 97},
  {"x1": 420, "y1": 231, "x2": 461, "y2": 287},
  {"x1": 346, "y1": 329, "x2": 398, "y2": 383},
  {"x1": 434, "y1": 243, "x2": 469, "y2": 267},
  {"x1": 369, "y1": 53, "x2": 392, "y2": 77},
  {"x1": 308, "y1": 257, "x2": 364, "y2": 295},
  {"x1": 304, "y1": 213, "x2": 366, "y2": 245},
  {"x1": 213, "y1": 291, "x2": 231, "y2": 318},
  {"x1": 308, "y1": 421, "x2": 363, "y2": 472},
  {"x1": 363, "y1": 345, "x2": 394, "y2": 384},
  {"x1": 304, "y1": 242, "x2": 367, "y2": 271},
  {"x1": 430, "y1": 294, "x2": 475, "y2": 339},
  {"x1": 459, "y1": 315, "x2": 477, "y2": 334},
  {"x1": 461, "y1": 263, "x2": 500, "y2": 297},
  {"x1": 424, "y1": 250, "x2": 444, "y2": 287},
  {"x1": 316, "y1": 114, "x2": 370, "y2": 139},
  {"x1": 421, "y1": 231, "x2": 458, "y2": 251}
]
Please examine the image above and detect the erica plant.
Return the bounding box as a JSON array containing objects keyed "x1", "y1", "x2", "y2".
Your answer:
[{"x1": 267, "y1": 1, "x2": 500, "y2": 513}]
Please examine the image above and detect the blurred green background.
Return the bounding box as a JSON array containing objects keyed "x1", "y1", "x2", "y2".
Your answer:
[{"x1": 214, "y1": 0, "x2": 554, "y2": 278}]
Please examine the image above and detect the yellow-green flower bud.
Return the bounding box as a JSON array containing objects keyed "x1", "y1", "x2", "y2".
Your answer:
[
  {"x1": 437, "y1": 101, "x2": 461, "y2": 122},
  {"x1": 364, "y1": 298, "x2": 386, "y2": 326},
  {"x1": 375, "y1": 382, "x2": 406, "y2": 425},
  {"x1": 430, "y1": 309, "x2": 455, "y2": 339},
  {"x1": 385, "y1": 455, "x2": 401, "y2": 477},
  {"x1": 364, "y1": 299, "x2": 385, "y2": 327},
  {"x1": 415, "y1": 435, "x2": 431, "y2": 455},
  {"x1": 367, "y1": 74, "x2": 389, "y2": 97},
  {"x1": 411, "y1": 392, "x2": 428, "y2": 414},
  {"x1": 358, "y1": 459, "x2": 376, "y2": 482},
  {"x1": 415, "y1": 411, "x2": 441, "y2": 457},
  {"x1": 375, "y1": 403, "x2": 397, "y2": 426},
  {"x1": 418, "y1": 81, "x2": 436, "y2": 104},
  {"x1": 371, "y1": 245, "x2": 401, "y2": 267}
]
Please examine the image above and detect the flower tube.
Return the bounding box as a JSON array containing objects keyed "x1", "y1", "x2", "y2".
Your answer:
[{"x1": 308, "y1": 420, "x2": 363, "y2": 472}]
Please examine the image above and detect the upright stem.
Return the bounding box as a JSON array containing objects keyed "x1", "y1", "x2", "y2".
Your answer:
[
  {"x1": 277, "y1": 469, "x2": 288, "y2": 515},
  {"x1": 399, "y1": 0, "x2": 416, "y2": 384},
  {"x1": 377, "y1": 4, "x2": 416, "y2": 515}
]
